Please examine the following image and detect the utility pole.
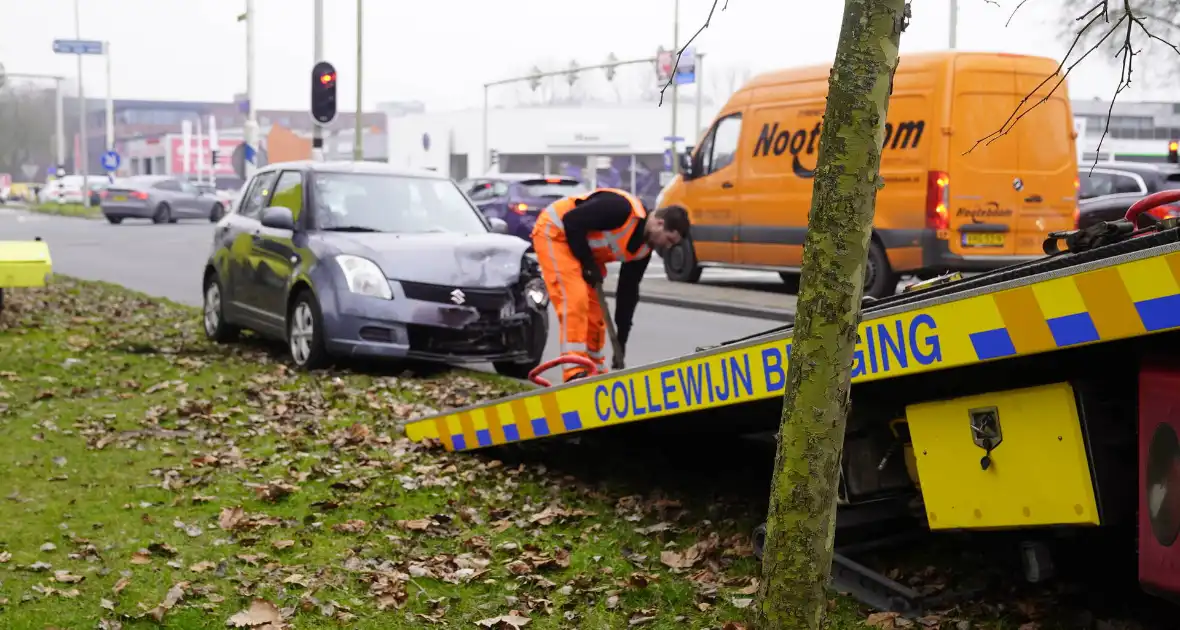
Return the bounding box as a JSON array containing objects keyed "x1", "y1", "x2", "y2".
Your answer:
[
  {"x1": 670, "y1": 0, "x2": 681, "y2": 175},
  {"x1": 74, "y1": 0, "x2": 90, "y2": 206},
  {"x1": 695, "y1": 53, "x2": 704, "y2": 147},
  {"x1": 949, "y1": 0, "x2": 958, "y2": 48},
  {"x1": 104, "y1": 41, "x2": 113, "y2": 153},
  {"x1": 8, "y1": 73, "x2": 68, "y2": 178},
  {"x1": 242, "y1": 0, "x2": 259, "y2": 180},
  {"x1": 354, "y1": 0, "x2": 364, "y2": 161},
  {"x1": 312, "y1": 0, "x2": 324, "y2": 161}
]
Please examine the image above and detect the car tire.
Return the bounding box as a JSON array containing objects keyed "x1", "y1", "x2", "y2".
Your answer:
[
  {"x1": 864, "y1": 240, "x2": 899, "y2": 300},
  {"x1": 152, "y1": 203, "x2": 171, "y2": 224},
  {"x1": 663, "y1": 236, "x2": 703, "y2": 283},
  {"x1": 202, "y1": 273, "x2": 240, "y2": 343},
  {"x1": 287, "y1": 289, "x2": 329, "y2": 370},
  {"x1": 493, "y1": 310, "x2": 548, "y2": 380},
  {"x1": 106, "y1": 216, "x2": 123, "y2": 225},
  {"x1": 778, "y1": 272, "x2": 801, "y2": 294},
  {"x1": 209, "y1": 203, "x2": 224, "y2": 222}
]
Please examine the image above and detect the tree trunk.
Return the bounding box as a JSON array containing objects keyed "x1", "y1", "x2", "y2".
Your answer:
[{"x1": 755, "y1": 1, "x2": 908, "y2": 628}]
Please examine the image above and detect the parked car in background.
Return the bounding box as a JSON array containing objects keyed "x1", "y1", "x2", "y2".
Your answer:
[
  {"x1": 201, "y1": 161, "x2": 550, "y2": 376},
  {"x1": 1077, "y1": 161, "x2": 1180, "y2": 229},
  {"x1": 458, "y1": 174, "x2": 588, "y2": 241},
  {"x1": 100, "y1": 175, "x2": 228, "y2": 225}
]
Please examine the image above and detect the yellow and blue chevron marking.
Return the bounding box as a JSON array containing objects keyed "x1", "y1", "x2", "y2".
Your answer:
[{"x1": 407, "y1": 250, "x2": 1180, "y2": 452}]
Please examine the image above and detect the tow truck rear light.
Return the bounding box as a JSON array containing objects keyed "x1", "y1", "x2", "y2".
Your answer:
[
  {"x1": 511, "y1": 202, "x2": 528, "y2": 214},
  {"x1": 925, "y1": 170, "x2": 950, "y2": 230}
]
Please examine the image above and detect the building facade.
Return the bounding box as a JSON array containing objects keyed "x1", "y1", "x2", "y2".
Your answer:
[
  {"x1": 1073, "y1": 99, "x2": 1180, "y2": 163},
  {"x1": 384, "y1": 102, "x2": 715, "y2": 210}
]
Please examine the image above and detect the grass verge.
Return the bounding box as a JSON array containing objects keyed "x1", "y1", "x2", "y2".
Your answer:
[
  {"x1": 0, "y1": 278, "x2": 1161, "y2": 629},
  {"x1": 30, "y1": 203, "x2": 100, "y2": 218}
]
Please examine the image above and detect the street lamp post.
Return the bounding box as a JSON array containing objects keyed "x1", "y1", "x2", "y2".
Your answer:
[
  {"x1": 354, "y1": 0, "x2": 364, "y2": 161},
  {"x1": 670, "y1": 0, "x2": 680, "y2": 175},
  {"x1": 104, "y1": 42, "x2": 114, "y2": 153},
  {"x1": 949, "y1": 0, "x2": 958, "y2": 48},
  {"x1": 241, "y1": 0, "x2": 259, "y2": 180},
  {"x1": 73, "y1": 0, "x2": 90, "y2": 207}
]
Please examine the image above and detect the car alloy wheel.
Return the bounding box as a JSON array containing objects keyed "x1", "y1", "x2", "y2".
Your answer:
[
  {"x1": 289, "y1": 302, "x2": 316, "y2": 366},
  {"x1": 203, "y1": 282, "x2": 222, "y2": 337}
]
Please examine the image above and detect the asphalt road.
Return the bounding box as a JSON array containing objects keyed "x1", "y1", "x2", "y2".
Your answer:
[{"x1": 0, "y1": 208, "x2": 776, "y2": 380}]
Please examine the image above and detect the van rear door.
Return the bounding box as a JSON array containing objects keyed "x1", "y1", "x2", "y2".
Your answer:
[
  {"x1": 1013, "y1": 58, "x2": 1079, "y2": 255},
  {"x1": 947, "y1": 55, "x2": 1023, "y2": 257}
]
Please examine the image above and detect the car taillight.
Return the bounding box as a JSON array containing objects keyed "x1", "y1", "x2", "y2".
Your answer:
[
  {"x1": 131, "y1": 191, "x2": 148, "y2": 200},
  {"x1": 511, "y1": 203, "x2": 529, "y2": 215},
  {"x1": 925, "y1": 170, "x2": 950, "y2": 230},
  {"x1": 99, "y1": 190, "x2": 108, "y2": 199}
]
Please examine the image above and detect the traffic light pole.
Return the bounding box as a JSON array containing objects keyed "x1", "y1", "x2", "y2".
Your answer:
[{"x1": 311, "y1": 0, "x2": 324, "y2": 162}]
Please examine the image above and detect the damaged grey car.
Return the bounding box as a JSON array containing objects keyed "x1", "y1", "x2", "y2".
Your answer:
[{"x1": 200, "y1": 161, "x2": 550, "y2": 377}]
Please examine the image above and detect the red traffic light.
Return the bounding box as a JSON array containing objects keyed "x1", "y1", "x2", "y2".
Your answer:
[{"x1": 320, "y1": 72, "x2": 335, "y2": 86}]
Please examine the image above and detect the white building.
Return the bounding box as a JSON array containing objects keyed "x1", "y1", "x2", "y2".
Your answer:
[
  {"x1": 1073, "y1": 99, "x2": 1180, "y2": 163},
  {"x1": 384, "y1": 102, "x2": 717, "y2": 207}
]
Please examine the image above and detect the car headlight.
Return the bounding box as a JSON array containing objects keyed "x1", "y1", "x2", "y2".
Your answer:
[
  {"x1": 525, "y1": 277, "x2": 549, "y2": 309},
  {"x1": 335, "y1": 254, "x2": 392, "y2": 299}
]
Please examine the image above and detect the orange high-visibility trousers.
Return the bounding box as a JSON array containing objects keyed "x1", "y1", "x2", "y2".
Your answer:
[{"x1": 532, "y1": 222, "x2": 607, "y2": 381}]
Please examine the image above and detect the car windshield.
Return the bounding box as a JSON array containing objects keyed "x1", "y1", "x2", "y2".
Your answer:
[
  {"x1": 311, "y1": 172, "x2": 488, "y2": 234},
  {"x1": 517, "y1": 179, "x2": 587, "y2": 199}
]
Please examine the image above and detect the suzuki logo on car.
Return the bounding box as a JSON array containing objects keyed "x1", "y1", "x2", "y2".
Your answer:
[{"x1": 450, "y1": 289, "x2": 466, "y2": 305}]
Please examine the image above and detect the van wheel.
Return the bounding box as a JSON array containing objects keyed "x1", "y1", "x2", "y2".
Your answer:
[
  {"x1": 664, "y1": 238, "x2": 703, "y2": 283},
  {"x1": 864, "y1": 241, "x2": 899, "y2": 300},
  {"x1": 778, "y1": 272, "x2": 801, "y2": 294}
]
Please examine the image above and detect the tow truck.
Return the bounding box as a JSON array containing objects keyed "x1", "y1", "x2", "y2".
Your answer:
[
  {"x1": 0, "y1": 238, "x2": 53, "y2": 313},
  {"x1": 405, "y1": 191, "x2": 1180, "y2": 614}
]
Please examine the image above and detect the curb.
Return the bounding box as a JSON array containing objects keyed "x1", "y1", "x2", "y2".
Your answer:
[{"x1": 603, "y1": 289, "x2": 795, "y2": 323}]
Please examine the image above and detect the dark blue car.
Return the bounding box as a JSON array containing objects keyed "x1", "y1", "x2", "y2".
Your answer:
[{"x1": 459, "y1": 174, "x2": 589, "y2": 241}]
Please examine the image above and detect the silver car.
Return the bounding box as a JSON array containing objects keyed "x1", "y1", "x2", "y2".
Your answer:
[{"x1": 100, "y1": 175, "x2": 227, "y2": 225}]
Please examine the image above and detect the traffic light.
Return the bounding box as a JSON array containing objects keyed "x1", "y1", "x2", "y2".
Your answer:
[
  {"x1": 1169, "y1": 140, "x2": 1178, "y2": 164},
  {"x1": 311, "y1": 61, "x2": 338, "y2": 126}
]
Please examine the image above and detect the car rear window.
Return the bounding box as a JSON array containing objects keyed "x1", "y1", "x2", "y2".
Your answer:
[
  {"x1": 1162, "y1": 173, "x2": 1180, "y2": 190},
  {"x1": 518, "y1": 179, "x2": 587, "y2": 199}
]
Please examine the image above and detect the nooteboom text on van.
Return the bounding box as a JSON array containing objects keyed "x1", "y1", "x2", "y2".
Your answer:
[
  {"x1": 592, "y1": 313, "x2": 944, "y2": 423},
  {"x1": 752, "y1": 119, "x2": 927, "y2": 178}
]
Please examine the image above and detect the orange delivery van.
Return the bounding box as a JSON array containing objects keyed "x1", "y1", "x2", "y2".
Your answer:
[{"x1": 655, "y1": 51, "x2": 1080, "y2": 299}]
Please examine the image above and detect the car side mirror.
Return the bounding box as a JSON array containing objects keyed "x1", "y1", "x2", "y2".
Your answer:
[
  {"x1": 488, "y1": 217, "x2": 509, "y2": 234},
  {"x1": 260, "y1": 206, "x2": 295, "y2": 230},
  {"x1": 678, "y1": 152, "x2": 694, "y2": 178}
]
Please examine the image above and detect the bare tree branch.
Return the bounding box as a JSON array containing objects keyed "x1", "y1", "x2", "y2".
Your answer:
[{"x1": 657, "y1": 0, "x2": 728, "y2": 107}]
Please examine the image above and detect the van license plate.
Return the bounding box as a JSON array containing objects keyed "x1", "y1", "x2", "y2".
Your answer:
[
  {"x1": 962, "y1": 232, "x2": 1005, "y2": 247},
  {"x1": 112, "y1": 195, "x2": 127, "y2": 202}
]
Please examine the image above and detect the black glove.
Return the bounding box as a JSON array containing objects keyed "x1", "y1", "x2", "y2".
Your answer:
[{"x1": 582, "y1": 265, "x2": 602, "y2": 287}]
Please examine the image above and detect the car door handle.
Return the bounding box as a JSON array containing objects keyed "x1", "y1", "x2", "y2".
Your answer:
[
  {"x1": 1024, "y1": 195, "x2": 1043, "y2": 203},
  {"x1": 721, "y1": 181, "x2": 734, "y2": 189}
]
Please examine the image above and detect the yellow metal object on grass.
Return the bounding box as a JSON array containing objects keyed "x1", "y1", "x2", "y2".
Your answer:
[
  {"x1": 905, "y1": 382, "x2": 1099, "y2": 530},
  {"x1": 0, "y1": 240, "x2": 54, "y2": 288}
]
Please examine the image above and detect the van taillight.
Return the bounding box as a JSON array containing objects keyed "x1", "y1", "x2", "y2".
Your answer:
[
  {"x1": 925, "y1": 171, "x2": 950, "y2": 230},
  {"x1": 1073, "y1": 206, "x2": 1080, "y2": 229}
]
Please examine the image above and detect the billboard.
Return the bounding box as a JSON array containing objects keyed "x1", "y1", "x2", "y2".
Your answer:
[{"x1": 170, "y1": 137, "x2": 241, "y2": 176}]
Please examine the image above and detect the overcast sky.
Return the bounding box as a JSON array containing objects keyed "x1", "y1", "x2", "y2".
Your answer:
[{"x1": 2, "y1": 0, "x2": 1175, "y2": 112}]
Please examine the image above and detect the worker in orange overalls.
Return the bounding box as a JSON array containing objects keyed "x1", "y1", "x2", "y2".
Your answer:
[{"x1": 531, "y1": 188, "x2": 690, "y2": 382}]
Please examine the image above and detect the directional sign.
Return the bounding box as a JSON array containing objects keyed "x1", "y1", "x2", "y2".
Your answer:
[
  {"x1": 53, "y1": 39, "x2": 105, "y2": 55},
  {"x1": 101, "y1": 151, "x2": 121, "y2": 172}
]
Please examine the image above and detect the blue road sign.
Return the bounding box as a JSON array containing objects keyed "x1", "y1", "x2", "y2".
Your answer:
[
  {"x1": 663, "y1": 136, "x2": 684, "y2": 143},
  {"x1": 53, "y1": 39, "x2": 105, "y2": 55},
  {"x1": 101, "y1": 151, "x2": 120, "y2": 172},
  {"x1": 663, "y1": 149, "x2": 673, "y2": 170}
]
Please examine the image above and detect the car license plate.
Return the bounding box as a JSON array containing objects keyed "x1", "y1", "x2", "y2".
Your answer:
[
  {"x1": 962, "y1": 232, "x2": 1005, "y2": 247},
  {"x1": 112, "y1": 195, "x2": 127, "y2": 202}
]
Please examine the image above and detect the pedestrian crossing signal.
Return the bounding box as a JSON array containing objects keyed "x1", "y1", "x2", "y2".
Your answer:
[
  {"x1": 311, "y1": 61, "x2": 338, "y2": 126},
  {"x1": 1169, "y1": 141, "x2": 1178, "y2": 164}
]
